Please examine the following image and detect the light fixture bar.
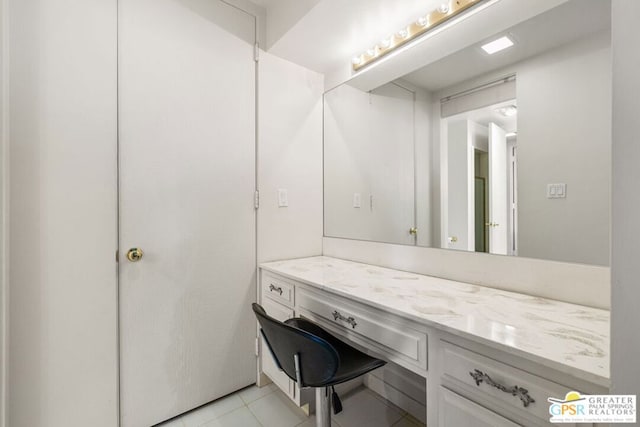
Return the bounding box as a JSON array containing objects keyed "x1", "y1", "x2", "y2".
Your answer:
[{"x1": 352, "y1": 0, "x2": 488, "y2": 72}]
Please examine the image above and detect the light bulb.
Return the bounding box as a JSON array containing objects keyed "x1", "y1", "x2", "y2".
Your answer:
[
  {"x1": 380, "y1": 37, "x2": 391, "y2": 49},
  {"x1": 438, "y1": 3, "x2": 450, "y2": 13},
  {"x1": 352, "y1": 56, "x2": 362, "y2": 65},
  {"x1": 397, "y1": 28, "x2": 409, "y2": 39},
  {"x1": 417, "y1": 16, "x2": 429, "y2": 27},
  {"x1": 366, "y1": 48, "x2": 376, "y2": 57}
]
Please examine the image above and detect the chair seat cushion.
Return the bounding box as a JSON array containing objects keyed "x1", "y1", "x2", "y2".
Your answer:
[{"x1": 285, "y1": 317, "x2": 386, "y2": 386}]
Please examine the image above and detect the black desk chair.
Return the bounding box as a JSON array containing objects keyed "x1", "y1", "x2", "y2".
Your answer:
[{"x1": 253, "y1": 303, "x2": 386, "y2": 427}]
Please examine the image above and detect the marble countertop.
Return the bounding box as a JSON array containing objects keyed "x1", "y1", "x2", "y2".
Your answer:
[{"x1": 260, "y1": 256, "x2": 610, "y2": 387}]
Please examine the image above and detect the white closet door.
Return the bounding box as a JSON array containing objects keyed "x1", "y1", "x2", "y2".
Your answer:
[
  {"x1": 446, "y1": 120, "x2": 474, "y2": 251},
  {"x1": 489, "y1": 123, "x2": 509, "y2": 255},
  {"x1": 118, "y1": 1, "x2": 256, "y2": 426},
  {"x1": 369, "y1": 83, "x2": 416, "y2": 245}
]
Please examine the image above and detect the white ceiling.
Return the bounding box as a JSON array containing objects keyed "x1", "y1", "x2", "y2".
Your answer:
[
  {"x1": 402, "y1": 0, "x2": 610, "y2": 92},
  {"x1": 250, "y1": 0, "x2": 611, "y2": 95}
]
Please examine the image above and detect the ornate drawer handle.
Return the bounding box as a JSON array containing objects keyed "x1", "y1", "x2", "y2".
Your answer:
[
  {"x1": 332, "y1": 310, "x2": 357, "y2": 329},
  {"x1": 469, "y1": 369, "x2": 536, "y2": 408},
  {"x1": 268, "y1": 284, "x2": 283, "y2": 295}
]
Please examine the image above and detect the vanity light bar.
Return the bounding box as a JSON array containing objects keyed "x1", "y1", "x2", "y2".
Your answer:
[{"x1": 351, "y1": 0, "x2": 488, "y2": 72}]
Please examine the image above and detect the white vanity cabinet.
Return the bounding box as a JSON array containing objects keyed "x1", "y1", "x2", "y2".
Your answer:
[
  {"x1": 259, "y1": 273, "x2": 296, "y2": 401},
  {"x1": 432, "y1": 336, "x2": 606, "y2": 427},
  {"x1": 257, "y1": 257, "x2": 610, "y2": 427},
  {"x1": 261, "y1": 271, "x2": 295, "y2": 308},
  {"x1": 258, "y1": 272, "x2": 313, "y2": 409},
  {"x1": 439, "y1": 387, "x2": 520, "y2": 427},
  {"x1": 296, "y1": 287, "x2": 428, "y2": 376},
  {"x1": 259, "y1": 296, "x2": 295, "y2": 397}
]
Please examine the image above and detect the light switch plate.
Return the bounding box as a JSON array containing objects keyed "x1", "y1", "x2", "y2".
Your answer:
[
  {"x1": 277, "y1": 189, "x2": 288, "y2": 207},
  {"x1": 547, "y1": 183, "x2": 567, "y2": 199},
  {"x1": 353, "y1": 193, "x2": 361, "y2": 208}
]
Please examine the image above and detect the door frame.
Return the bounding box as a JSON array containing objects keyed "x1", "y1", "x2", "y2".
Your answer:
[{"x1": 0, "y1": 0, "x2": 8, "y2": 423}]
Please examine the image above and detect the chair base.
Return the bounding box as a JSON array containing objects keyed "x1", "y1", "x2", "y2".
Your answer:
[{"x1": 315, "y1": 386, "x2": 332, "y2": 427}]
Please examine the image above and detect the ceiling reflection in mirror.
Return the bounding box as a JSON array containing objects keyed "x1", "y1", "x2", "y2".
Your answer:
[{"x1": 323, "y1": 0, "x2": 611, "y2": 266}]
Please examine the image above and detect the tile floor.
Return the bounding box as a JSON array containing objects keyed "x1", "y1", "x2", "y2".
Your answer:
[{"x1": 157, "y1": 383, "x2": 425, "y2": 427}]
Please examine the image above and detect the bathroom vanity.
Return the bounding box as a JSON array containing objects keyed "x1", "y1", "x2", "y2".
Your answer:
[
  {"x1": 258, "y1": 2, "x2": 614, "y2": 425},
  {"x1": 257, "y1": 256, "x2": 609, "y2": 427}
]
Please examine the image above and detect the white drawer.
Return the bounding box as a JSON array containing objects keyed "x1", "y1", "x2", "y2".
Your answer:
[
  {"x1": 259, "y1": 297, "x2": 296, "y2": 400},
  {"x1": 297, "y1": 288, "x2": 427, "y2": 373},
  {"x1": 261, "y1": 272, "x2": 294, "y2": 307},
  {"x1": 439, "y1": 387, "x2": 520, "y2": 427},
  {"x1": 441, "y1": 341, "x2": 582, "y2": 425}
]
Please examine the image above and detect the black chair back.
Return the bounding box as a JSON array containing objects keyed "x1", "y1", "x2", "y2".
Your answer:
[{"x1": 252, "y1": 303, "x2": 339, "y2": 387}]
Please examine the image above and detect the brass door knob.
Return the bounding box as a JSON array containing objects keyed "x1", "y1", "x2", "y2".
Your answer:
[
  {"x1": 409, "y1": 227, "x2": 418, "y2": 236},
  {"x1": 126, "y1": 248, "x2": 144, "y2": 262}
]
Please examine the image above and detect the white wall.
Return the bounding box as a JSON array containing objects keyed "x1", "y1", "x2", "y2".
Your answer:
[
  {"x1": 611, "y1": 0, "x2": 640, "y2": 397},
  {"x1": 223, "y1": 0, "x2": 267, "y2": 46},
  {"x1": 7, "y1": 1, "x2": 119, "y2": 426},
  {"x1": 257, "y1": 51, "x2": 324, "y2": 262},
  {"x1": 517, "y1": 32, "x2": 611, "y2": 266},
  {"x1": 263, "y1": 0, "x2": 320, "y2": 49}
]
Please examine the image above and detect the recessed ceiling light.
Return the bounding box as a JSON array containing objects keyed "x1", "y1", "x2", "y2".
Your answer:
[{"x1": 481, "y1": 36, "x2": 514, "y2": 54}]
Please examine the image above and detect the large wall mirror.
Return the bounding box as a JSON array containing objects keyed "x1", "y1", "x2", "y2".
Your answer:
[{"x1": 324, "y1": 0, "x2": 611, "y2": 266}]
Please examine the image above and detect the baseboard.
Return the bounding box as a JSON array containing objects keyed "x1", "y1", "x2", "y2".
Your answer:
[{"x1": 256, "y1": 371, "x2": 272, "y2": 388}]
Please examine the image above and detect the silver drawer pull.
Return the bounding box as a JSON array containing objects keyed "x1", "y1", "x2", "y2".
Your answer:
[
  {"x1": 332, "y1": 310, "x2": 357, "y2": 329},
  {"x1": 469, "y1": 369, "x2": 535, "y2": 408},
  {"x1": 268, "y1": 284, "x2": 283, "y2": 295}
]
